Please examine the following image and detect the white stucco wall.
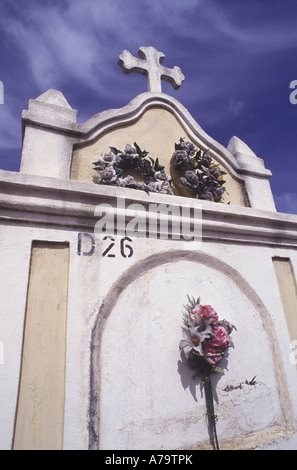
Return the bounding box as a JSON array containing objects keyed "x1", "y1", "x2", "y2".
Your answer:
[
  {"x1": 1, "y1": 170, "x2": 297, "y2": 450},
  {"x1": 0, "y1": 86, "x2": 296, "y2": 450}
]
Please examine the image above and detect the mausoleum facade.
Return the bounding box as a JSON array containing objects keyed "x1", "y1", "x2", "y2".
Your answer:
[{"x1": 1, "y1": 47, "x2": 297, "y2": 450}]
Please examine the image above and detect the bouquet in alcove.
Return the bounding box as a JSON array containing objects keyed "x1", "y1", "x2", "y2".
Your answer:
[{"x1": 179, "y1": 296, "x2": 236, "y2": 450}]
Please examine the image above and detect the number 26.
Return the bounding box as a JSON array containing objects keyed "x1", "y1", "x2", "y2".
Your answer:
[{"x1": 102, "y1": 236, "x2": 133, "y2": 258}]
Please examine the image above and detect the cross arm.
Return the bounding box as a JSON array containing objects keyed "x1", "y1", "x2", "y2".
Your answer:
[
  {"x1": 118, "y1": 46, "x2": 185, "y2": 93},
  {"x1": 118, "y1": 50, "x2": 147, "y2": 76},
  {"x1": 161, "y1": 65, "x2": 185, "y2": 90}
]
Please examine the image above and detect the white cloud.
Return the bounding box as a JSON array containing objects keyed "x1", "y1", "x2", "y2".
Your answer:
[
  {"x1": 0, "y1": 0, "x2": 178, "y2": 99},
  {"x1": 228, "y1": 98, "x2": 244, "y2": 117},
  {"x1": 3, "y1": 0, "x2": 293, "y2": 107},
  {"x1": 208, "y1": 1, "x2": 297, "y2": 53},
  {"x1": 275, "y1": 192, "x2": 297, "y2": 215},
  {"x1": 0, "y1": 94, "x2": 22, "y2": 149},
  {"x1": 0, "y1": 5, "x2": 104, "y2": 92}
]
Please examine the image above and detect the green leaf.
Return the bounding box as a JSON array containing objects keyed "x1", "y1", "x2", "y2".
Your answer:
[
  {"x1": 154, "y1": 157, "x2": 164, "y2": 172},
  {"x1": 114, "y1": 167, "x2": 123, "y2": 177},
  {"x1": 195, "y1": 149, "x2": 202, "y2": 161},
  {"x1": 134, "y1": 141, "x2": 147, "y2": 157},
  {"x1": 109, "y1": 146, "x2": 119, "y2": 155}
]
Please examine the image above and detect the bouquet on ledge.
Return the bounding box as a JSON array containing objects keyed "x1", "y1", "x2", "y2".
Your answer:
[{"x1": 179, "y1": 296, "x2": 236, "y2": 450}]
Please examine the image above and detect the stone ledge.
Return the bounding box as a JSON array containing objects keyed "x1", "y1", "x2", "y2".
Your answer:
[{"x1": 0, "y1": 170, "x2": 296, "y2": 248}]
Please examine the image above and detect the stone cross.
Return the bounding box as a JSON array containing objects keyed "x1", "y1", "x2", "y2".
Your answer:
[{"x1": 118, "y1": 46, "x2": 185, "y2": 93}]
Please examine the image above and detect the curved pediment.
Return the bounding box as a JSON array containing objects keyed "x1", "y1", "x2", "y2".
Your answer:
[
  {"x1": 70, "y1": 92, "x2": 255, "y2": 207},
  {"x1": 21, "y1": 86, "x2": 275, "y2": 210}
]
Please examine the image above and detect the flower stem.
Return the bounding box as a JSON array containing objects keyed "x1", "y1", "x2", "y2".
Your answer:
[{"x1": 203, "y1": 370, "x2": 220, "y2": 450}]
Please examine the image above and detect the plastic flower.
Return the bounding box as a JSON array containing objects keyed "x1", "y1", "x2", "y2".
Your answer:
[
  {"x1": 180, "y1": 323, "x2": 213, "y2": 359},
  {"x1": 202, "y1": 325, "x2": 230, "y2": 365},
  {"x1": 117, "y1": 175, "x2": 138, "y2": 187},
  {"x1": 180, "y1": 170, "x2": 200, "y2": 190},
  {"x1": 93, "y1": 142, "x2": 173, "y2": 195},
  {"x1": 154, "y1": 171, "x2": 171, "y2": 182},
  {"x1": 97, "y1": 151, "x2": 118, "y2": 166},
  {"x1": 180, "y1": 141, "x2": 197, "y2": 156},
  {"x1": 190, "y1": 304, "x2": 219, "y2": 324},
  {"x1": 170, "y1": 149, "x2": 189, "y2": 170},
  {"x1": 171, "y1": 138, "x2": 226, "y2": 203},
  {"x1": 148, "y1": 179, "x2": 172, "y2": 194},
  {"x1": 180, "y1": 303, "x2": 216, "y2": 359},
  {"x1": 121, "y1": 144, "x2": 139, "y2": 159},
  {"x1": 179, "y1": 296, "x2": 235, "y2": 371},
  {"x1": 95, "y1": 167, "x2": 117, "y2": 184}
]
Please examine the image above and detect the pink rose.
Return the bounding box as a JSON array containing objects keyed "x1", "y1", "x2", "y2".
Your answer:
[
  {"x1": 200, "y1": 305, "x2": 219, "y2": 322},
  {"x1": 202, "y1": 343, "x2": 222, "y2": 365},
  {"x1": 211, "y1": 325, "x2": 229, "y2": 347},
  {"x1": 190, "y1": 304, "x2": 218, "y2": 323},
  {"x1": 202, "y1": 325, "x2": 230, "y2": 365},
  {"x1": 190, "y1": 304, "x2": 202, "y2": 323}
]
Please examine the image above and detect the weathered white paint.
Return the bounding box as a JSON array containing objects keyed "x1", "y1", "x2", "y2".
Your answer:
[
  {"x1": 21, "y1": 89, "x2": 77, "y2": 179},
  {"x1": 96, "y1": 255, "x2": 286, "y2": 449},
  {"x1": 227, "y1": 136, "x2": 276, "y2": 211},
  {"x1": 0, "y1": 167, "x2": 297, "y2": 449}
]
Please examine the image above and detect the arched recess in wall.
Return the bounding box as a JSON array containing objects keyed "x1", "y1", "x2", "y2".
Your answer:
[{"x1": 89, "y1": 249, "x2": 293, "y2": 450}]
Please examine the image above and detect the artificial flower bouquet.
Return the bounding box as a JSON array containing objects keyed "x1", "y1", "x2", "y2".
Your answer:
[{"x1": 180, "y1": 296, "x2": 235, "y2": 372}]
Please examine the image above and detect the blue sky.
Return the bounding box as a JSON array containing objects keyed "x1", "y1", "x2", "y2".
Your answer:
[{"x1": 0, "y1": 0, "x2": 297, "y2": 213}]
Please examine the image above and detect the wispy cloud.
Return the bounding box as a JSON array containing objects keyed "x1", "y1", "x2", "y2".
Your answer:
[
  {"x1": 275, "y1": 192, "x2": 297, "y2": 215},
  {"x1": 204, "y1": 1, "x2": 297, "y2": 53},
  {"x1": 0, "y1": 93, "x2": 22, "y2": 149},
  {"x1": 0, "y1": 2, "x2": 107, "y2": 93}
]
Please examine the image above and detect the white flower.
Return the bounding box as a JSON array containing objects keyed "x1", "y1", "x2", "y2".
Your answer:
[
  {"x1": 96, "y1": 167, "x2": 117, "y2": 184},
  {"x1": 180, "y1": 141, "x2": 197, "y2": 156},
  {"x1": 154, "y1": 171, "x2": 171, "y2": 182},
  {"x1": 97, "y1": 151, "x2": 118, "y2": 166},
  {"x1": 121, "y1": 144, "x2": 139, "y2": 159},
  {"x1": 179, "y1": 324, "x2": 213, "y2": 359},
  {"x1": 117, "y1": 175, "x2": 138, "y2": 187},
  {"x1": 148, "y1": 179, "x2": 172, "y2": 195}
]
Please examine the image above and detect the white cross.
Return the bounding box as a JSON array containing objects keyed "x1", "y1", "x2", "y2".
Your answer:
[{"x1": 118, "y1": 46, "x2": 185, "y2": 93}]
